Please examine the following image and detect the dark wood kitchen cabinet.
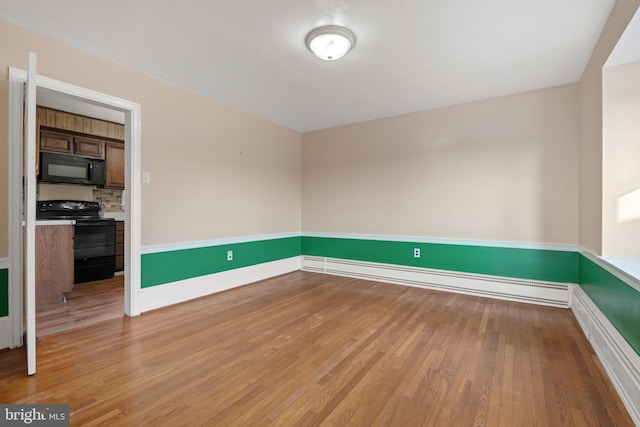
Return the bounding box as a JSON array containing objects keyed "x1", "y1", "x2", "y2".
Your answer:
[
  {"x1": 115, "y1": 221, "x2": 125, "y2": 272},
  {"x1": 40, "y1": 130, "x2": 105, "y2": 159},
  {"x1": 105, "y1": 142, "x2": 125, "y2": 189},
  {"x1": 38, "y1": 106, "x2": 125, "y2": 140},
  {"x1": 35, "y1": 224, "x2": 74, "y2": 307},
  {"x1": 40, "y1": 130, "x2": 74, "y2": 154},
  {"x1": 37, "y1": 106, "x2": 126, "y2": 186},
  {"x1": 74, "y1": 136, "x2": 105, "y2": 159}
]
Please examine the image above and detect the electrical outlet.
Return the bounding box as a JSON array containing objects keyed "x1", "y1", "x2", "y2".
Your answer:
[
  {"x1": 227, "y1": 250, "x2": 233, "y2": 261},
  {"x1": 414, "y1": 248, "x2": 421, "y2": 258}
]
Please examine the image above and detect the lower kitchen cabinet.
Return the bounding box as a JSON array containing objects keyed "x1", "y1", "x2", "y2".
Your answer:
[
  {"x1": 35, "y1": 224, "x2": 74, "y2": 307},
  {"x1": 115, "y1": 221, "x2": 125, "y2": 272}
]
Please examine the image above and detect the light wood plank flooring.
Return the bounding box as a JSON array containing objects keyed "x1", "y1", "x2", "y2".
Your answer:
[
  {"x1": 1, "y1": 271, "x2": 633, "y2": 426},
  {"x1": 36, "y1": 275, "x2": 124, "y2": 337}
]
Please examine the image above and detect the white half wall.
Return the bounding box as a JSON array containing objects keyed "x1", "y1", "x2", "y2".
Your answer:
[{"x1": 138, "y1": 257, "x2": 301, "y2": 313}]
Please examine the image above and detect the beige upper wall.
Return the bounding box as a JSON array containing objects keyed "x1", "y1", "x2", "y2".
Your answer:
[
  {"x1": 0, "y1": 20, "x2": 302, "y2": 256},
  {"x1": 579, "y1": 0, "x2": 640, "y2": 254},
  {"x1": 302, "y1": 85, "x2": 580, "y2": 245},
  {"x1": 602, "y1": 61, "x2": 640, "y2": 257}
]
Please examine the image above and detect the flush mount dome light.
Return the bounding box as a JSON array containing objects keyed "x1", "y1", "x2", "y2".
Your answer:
[{"x1": 305, "y1": 25, "x2": 356, "y2": 61}]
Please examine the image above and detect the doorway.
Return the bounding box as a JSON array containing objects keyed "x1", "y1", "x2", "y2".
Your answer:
[{"x1": 7, "y1": 67, "x2": 142, "y2": 351}]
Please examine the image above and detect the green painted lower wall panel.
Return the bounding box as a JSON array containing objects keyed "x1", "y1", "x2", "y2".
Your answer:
[
  {"x1": 15, "y1": 230, "x2": 636, "y2": 357},
  {"x1": 141, "y1": 234, "x2": 577, "y2": 291},
  {"x1": 302, "y1": 237, "x2": 578, "y2": 283},
  {"x1": 139, "y1": 234, "x2": 640, "y2": 357},
  {"x1": 579, "y1": 255, "x2": 640, "y2": 355},
  {"x1": 141, "y1": 237, "x2": 302, "y2": 288},
  {"x1": 0, "y1": 269, "x2": 7, "y2": 317}
]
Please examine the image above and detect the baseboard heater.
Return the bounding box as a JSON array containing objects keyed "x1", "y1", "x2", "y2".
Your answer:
[
  {"x1": 302, "y1": 256, "x2": 572, "y2": 308},
  {"x1": 571, "y1": 286, "x2": 640, "y2": 424}
]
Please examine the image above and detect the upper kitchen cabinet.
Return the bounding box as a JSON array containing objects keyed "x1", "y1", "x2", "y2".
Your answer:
[
  {"x1": 37, "y1": 106, "x2": 126, "y2": 188},
  {"x1": 74, "y1": 136, "x2": 105, "y2": 159},
  {"x1": 40, "y1": 130, "x2": 105, "y2": 159},
  {"x1": 105, "y1": 142, "x2": 125, "y2": 189},
  {"x1": 40, "y1": 130, "x2": 74, "y2": 154},
  {"x1": 38, "y1": 106, "x2": 125, "y2": 140}
]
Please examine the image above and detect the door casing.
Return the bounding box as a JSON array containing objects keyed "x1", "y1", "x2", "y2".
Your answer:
[{"x1": 5, "y1": 67, "x2": 142, "y2": 352}]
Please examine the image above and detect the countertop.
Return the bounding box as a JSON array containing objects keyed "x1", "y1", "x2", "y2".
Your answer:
[
  {"x1": 35, "y1": 220, "x2": 75, "y2": 226},
  {"x1": 103, "y1": 212, "x2": 125, "y2": 221}
]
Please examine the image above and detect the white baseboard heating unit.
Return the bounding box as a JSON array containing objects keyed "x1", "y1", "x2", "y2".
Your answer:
[{"x1": 302, "y1": 256, "x2": 572, "y2": 308}]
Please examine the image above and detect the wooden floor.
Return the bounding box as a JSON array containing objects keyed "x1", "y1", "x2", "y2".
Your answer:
[
  {"x1": 36, "y1": 275, "x2": 124, "y2": 337},
  {"x1": 1, "y1": 271, "x2": 632, "y2": 426}
]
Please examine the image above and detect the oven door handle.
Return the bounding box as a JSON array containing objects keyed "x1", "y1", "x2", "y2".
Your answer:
[{"x1": 74, "y1": 220, "x2": 114, "y2": 227}]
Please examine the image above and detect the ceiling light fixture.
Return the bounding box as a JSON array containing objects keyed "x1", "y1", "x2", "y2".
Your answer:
[{"x1": 305, "y1": 25, "x2": 356, "y2": 61}]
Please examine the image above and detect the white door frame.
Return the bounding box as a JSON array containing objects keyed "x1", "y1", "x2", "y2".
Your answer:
[
  {"x1": 6, "y1": 69, "x2": 142, "y2": 349},
  {"x1": 24, "y1": 53, "x2": 37, "y2": 374}
]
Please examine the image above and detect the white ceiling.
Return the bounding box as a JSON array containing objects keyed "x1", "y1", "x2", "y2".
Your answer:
[{"x1": 0, "y1": 0, "x2": 622, "y2": 132}]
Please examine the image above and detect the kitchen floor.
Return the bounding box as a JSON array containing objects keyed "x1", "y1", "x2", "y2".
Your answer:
[{"x1": 36, "y1": 275, "x2": 124, "y2": 337}]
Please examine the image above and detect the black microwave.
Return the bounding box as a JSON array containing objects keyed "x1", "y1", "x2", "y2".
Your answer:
[{"x1": 40, "y1": 152, "x2": 105, "y2": 187}]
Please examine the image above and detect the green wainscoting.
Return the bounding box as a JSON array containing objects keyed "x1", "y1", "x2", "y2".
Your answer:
[
  {"x1": 141, "y1": 236, "x2": 302, "y2": 288},
  {"x1": 141, "y1": 234, "x2": 577, "y2": 288},
  {"x1": 0, "y1": 269, "x2": 7, "y2": 317},
  {"x1": 138, "y1": 234, "x2": 639, "y2": 358},
  {"x1": 579, "y1": 255, "x2": 640, "y2": 355},
  {"x1": 302, "y1": 236, "x2": 578, "y2": 283}
]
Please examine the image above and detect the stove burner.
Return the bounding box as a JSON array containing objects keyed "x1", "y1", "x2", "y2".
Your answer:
[{"x1": 36, "y1": 200, "x2": 102, "y2": 220}]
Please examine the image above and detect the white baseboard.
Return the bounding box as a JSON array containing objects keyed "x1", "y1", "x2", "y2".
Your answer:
[
  {"x1": 138, "y1": 256, "x2": 301, "y2": 313},
  {"x1": 571, "y1": 286, "x2": 640, "y2": 426},
  {"x1": 0, "y1": 316, "x2": 16, "y2": 350},
  {"x1": 302, "y1": 256, "x2": 572, "y2": 308}
]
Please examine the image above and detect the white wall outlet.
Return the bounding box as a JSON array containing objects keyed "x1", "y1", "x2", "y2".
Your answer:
[
  {"x1": 227, "y1": 250, "x2": 233, "y2": 261},
  {"x1": 142, "y1": 171, "x2": 151, "y2": 184},
  {"x1": 414, "y1": 248, "x2": 421, "y2": 258}
]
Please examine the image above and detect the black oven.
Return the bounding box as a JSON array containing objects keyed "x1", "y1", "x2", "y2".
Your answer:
[
  {"x1": 74, "y1": 219, "x2": 116, "y2": 283},
  {"x1": 37, "y1": 200, "x2": 116, "y2": 284}
]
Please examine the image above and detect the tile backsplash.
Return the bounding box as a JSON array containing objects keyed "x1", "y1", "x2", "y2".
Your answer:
[
  {"x1": 38, "y1": 183, "x2": 94, "y2": 201},
  {"x1": 94, "y1": 188, "x2": 125, "y2": 213}
]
